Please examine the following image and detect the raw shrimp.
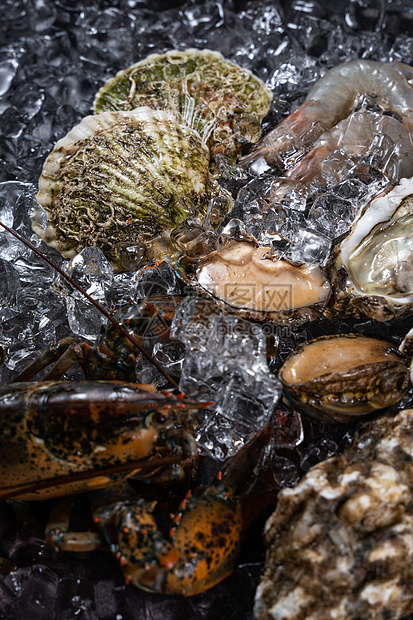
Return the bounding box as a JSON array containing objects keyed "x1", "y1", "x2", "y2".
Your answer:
[
  {"x1": 256, "y1": 110, "x2": 413, "y2": 209},
  {"x1": 270, "y1": 110, "x2": 413, "y2": 200},
  {"x1": 240, "y1": 59, "x2": 413, "y2": 168}
]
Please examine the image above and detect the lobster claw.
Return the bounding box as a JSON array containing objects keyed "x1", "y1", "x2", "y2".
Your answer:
[
  {"x1": 91, "y1": 490, "x2": 180, "y2": 586},
  {"x1": 134, "y1": 486, "x2": 244, "y2": 596},
  {"x1": 94, "y1": 423, "x2": 273, "y2": 596}
]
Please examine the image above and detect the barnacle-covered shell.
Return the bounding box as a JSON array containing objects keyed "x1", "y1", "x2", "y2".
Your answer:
[
  {"x1": 94, "y1": 49, "x2": 272, "y2": 165},
  {"x1": 329, "y1": 176, "x2": 413, "y2": 321},
  {"x1": 279, "y1": 334, "x2": 410, "y2": 423},
  {"x1": 255, "y1": 408, "x2": 413, "y2": 620},
  {"x1": 33, "y1": 107, "x2": 232, "y2": 272},
  {"x1": 178, "y1": 238, "x2": 331, "y2": 325}
]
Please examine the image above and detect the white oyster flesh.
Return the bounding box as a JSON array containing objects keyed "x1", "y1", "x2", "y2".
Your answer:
[
  {"x1": 339, "y1": 176, "x2": 413, "y2": 304},
  {"x1": 196, "y1": 242, "x2": 331, "y2": 313}
]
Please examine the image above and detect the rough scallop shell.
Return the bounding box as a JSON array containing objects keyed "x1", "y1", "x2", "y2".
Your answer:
[
  {"x1": 94, "y1": 48, "x2": 272, "y2": 165},
  {"x1": 33, "y1": 107, "x2": 232, "y2": 272}
]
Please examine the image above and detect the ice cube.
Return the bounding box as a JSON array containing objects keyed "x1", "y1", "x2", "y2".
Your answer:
[
  {"x1": 307, "y1": 192, "x2": 357, "y2": 239},
  {"x1": 0, "y1": 181, "x2": 37, "y2": 261},
  {"x1": 59, "y1": 247, "x2": 113, "y2": 340},
  {"x1": 0, "y1": 259, "x2": 20, "y2": 321},
  {"x1": 131, "y1": 261, "x2": 182, "y2": 301},
  {"x1": 171, "y1": 297, "x2": 282, "y2": 458},
  {"x1": 1, "y1": 566, "x2": 59, "y2": 620},
  {"x1": 286, "y1": 225, "x2": 332, "y2": 266},
  {"x1": 0, "y1": 58, "x2": 19, "y2": 97},
  {"x1": 320, "y1": 149, "x2": 355, "y2": 185}
]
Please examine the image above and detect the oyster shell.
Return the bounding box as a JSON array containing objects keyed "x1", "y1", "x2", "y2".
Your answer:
[
  {"x1": 255, "y1": 408, "x2": 413, "y2": 620},
  {"x1": 33, "y1": 107, "x2": 232, "y2": 272},
  {"x1": 279, "y1": 334, "x2": 410, "y2": 423},
  {"x1": 400, "y1": 327, "x2": 413, "y2": 383},
  {"x1": 329, "y1": 176, "x2": 413, "y2": 321},
  {"x1": 178, "y1": 237, "x2": 331, "y2": 325},
  {"x1": 94, "y1": 49, "x2": 272, "y2": 165}
]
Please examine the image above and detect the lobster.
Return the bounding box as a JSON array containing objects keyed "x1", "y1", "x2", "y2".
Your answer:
[
  {"x1": 0, "y1": 380, "x2": 199, "y2": 502},
  {"x1": 46, "y1": 421, "x2": 273, "y2": 597},
  {"x1": 0, "y1": 221, "x2": 277, "y2": 597},
  {"x1": 12, "y1": 295, "x2": 182, "y2": 384}
]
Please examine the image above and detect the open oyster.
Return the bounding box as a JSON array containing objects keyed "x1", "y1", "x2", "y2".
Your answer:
[
  {"x1": 178, "y1": 237, "x2": 331, "y2": 325},
  {"x1": 400, "y1": 327, "x2": 413, "y2": 384},
  {"x1": 329, "y1": 176, "x2": 413, "y2": 321},
  {"x1": 33, "y1": 107, "x2": 232, "y2": 272},
  {"x1": 94, "y1": 49, "x2": 272, "y2": 165},
  {"x1": 255, "y1": 408, "x2": 413, "y2": 620},
  {"x1": 279, "y1": 334, "x2": 410, "y2": 423}
]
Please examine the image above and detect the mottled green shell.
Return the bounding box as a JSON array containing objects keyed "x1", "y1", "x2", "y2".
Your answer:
[
  {"x1": 94, "y1": 49, "x2": 272, "y2": 165},
  {"x1": 34, "y1": 107, "x2": 232, "y2": 272}
]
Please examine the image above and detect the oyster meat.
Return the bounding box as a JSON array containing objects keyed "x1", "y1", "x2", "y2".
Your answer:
[
  {"x1": 33, "y1": 107, "x2": 232, "y2": 272},
  {"x1": 180, "y1": 239, "x2": 331, "y2": 325},
  {"x1": 279, "y1": 334, "x2": 410, "y2": 423},
  {"x1": 255, "y1": 408, "x2": 413, "y2": 620},
  {"x1": 94, "y1": 49, "x2": 272, "y2": 165},
  {"x1": 329, "y1": 175, "x2": 413, "y2": 321}
]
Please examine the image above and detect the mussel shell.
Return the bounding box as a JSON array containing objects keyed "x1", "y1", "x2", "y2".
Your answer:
[{"x1": 279, "y1": 334, "x2": 410, "y2": 424}]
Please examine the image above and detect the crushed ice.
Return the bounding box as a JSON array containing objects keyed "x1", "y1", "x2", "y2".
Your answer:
[
  {"x1": 1, "y1": 0, "x2": 413, "y2": 615},
  {"x1": 0, "y1": 0, "x2": 412, "y2": 448},
  {"x1": 171, "y1": 296, "x2": 282, "y2": 458}
]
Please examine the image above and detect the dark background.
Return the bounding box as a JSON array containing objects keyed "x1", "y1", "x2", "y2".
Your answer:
[{"x1": 0, "y1": 1, "x2": 413, "y2": 619}]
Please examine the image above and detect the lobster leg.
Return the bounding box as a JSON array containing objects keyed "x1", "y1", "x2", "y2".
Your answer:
[
  {"x1": 42, "y1": 342, "x2": 85, "y2": 381},
  {"x1": 12, "y1": 336, "x2": 78, "y2": 382},
  {"x1": 45, "y1": 499, "x2": 102, "y2": 553}
]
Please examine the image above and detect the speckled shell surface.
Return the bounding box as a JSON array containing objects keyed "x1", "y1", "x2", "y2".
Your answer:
[
  {"x1": 34, "y1": 107, "x2": 232, "y2": 272},
  {"x1": 94, "y1": 48, "x2": 272, "y2": 165},
  {"x1": 255, "y1": 408, "x2": 413, "y2": 620},
  {"x1": 279, "y1": 334, "x2": 410, "y2": 424}
]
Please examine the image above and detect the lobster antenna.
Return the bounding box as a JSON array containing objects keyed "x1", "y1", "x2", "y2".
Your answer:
[
  {"x1": 0, "y1": 453, "x2": 186, "y2": 501},
  {"x1": 0, "y1": 222, "x2": 179, "y2": 390}
]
